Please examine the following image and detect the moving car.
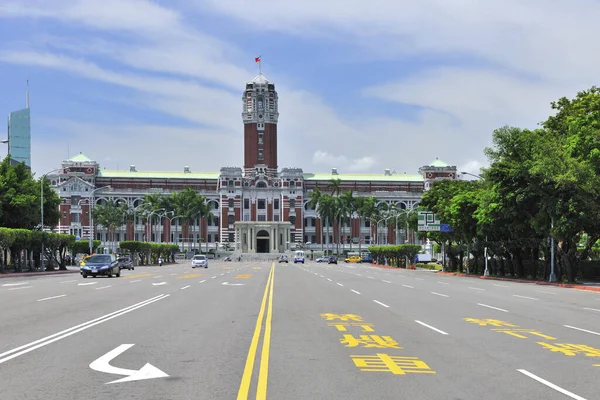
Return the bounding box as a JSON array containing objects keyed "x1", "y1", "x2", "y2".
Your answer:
[
  {"x1": 191, "y1": 255, "x2": 208, "y2": 268},
  {"x1": 118, "y1": 256, "x2": 134, "y2": 270},
  {"x1": 315, "y1": 256, "x2": 328, "y2": 263},
  {"x1": 279, "y1": 255, "x2": 289, "y2": 263},
  {"x1": 294, "y1": 250, "x2": 305, "y2": 264},
  {"x1": 80, "y1": 254, "x2": 121, "y2": 278},
  {"x1": 328, "y1": 256, "x2": 338, "y2": 265}
]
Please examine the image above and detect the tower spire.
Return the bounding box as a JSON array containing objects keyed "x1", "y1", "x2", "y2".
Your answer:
[{"x1": 26, "y1": 79, "x2": 30, "y2": 109}]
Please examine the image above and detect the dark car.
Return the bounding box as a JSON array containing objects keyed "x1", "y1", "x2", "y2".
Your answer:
[
  {"x1": 279, "y1": 255, "x2": 289, "y2": 263},
  {"x1": 328, "y1": 256, "x2": 338, "y2": 264},
  {"x1": 118, "y1": 256, "x2": 134, "y2": 270},
  {"x1": 81, "y1": 254, "x2": 121, "y2": 278}
]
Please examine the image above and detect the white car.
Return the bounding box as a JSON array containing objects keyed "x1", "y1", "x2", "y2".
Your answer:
[
  {"x1": 294, "y1": 250, "x2": 305, "y2": 264},
  {"x1": 191, "y1": 255, "x2": 208, "y2": 268}
]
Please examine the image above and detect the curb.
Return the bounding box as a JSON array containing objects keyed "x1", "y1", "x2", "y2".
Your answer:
[
  {"x1": 0, "y1": 269, "x2": 80, "y2": 278},
  {"x1": 435, "y1": 271, "x2": 600, "y2": 292}
]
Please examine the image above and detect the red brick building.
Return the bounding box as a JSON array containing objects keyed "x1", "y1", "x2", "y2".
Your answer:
[{"x1": 48, "y1": 72, "x2": 457, "y2": 253}]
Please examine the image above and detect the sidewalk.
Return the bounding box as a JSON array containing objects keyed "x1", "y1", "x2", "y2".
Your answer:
[
  {"x1": 436, "y1": 271, "x2": 600, "y2": 293},
  {"x1": 0, "y1": 267, "x2": 80, "y2": 278}
]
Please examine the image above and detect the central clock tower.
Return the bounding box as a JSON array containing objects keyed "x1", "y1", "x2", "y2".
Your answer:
[{"x1": 242, "y1": 72, "x2": 279, "y2": 176}]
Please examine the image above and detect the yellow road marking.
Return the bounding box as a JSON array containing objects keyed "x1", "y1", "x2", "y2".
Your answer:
[
  {"x1": 235, "y1": 274, "x2": 252, "y2": 279},
  {"x1": 237, "y1": 264, "x2": 275, "y2": 400},
  {"x1": 252, "y1": 267, "x2": 262, "y2": 270},
  {"x1": 122, "y1": 273, "x2": 154, "y2": 279},
  {"x1": 257, "y1": 264, "x2": 275, "y2": 399},
  {"x1": 177, "y1": 273, "x2": 204, "y2": 279}
]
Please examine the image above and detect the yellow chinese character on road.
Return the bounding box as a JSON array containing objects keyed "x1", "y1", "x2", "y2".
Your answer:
[
  {"x1": 321, "y1": 313, "x2": 363, "y2": 322},
  {"x1": 327, "y1": 322, "x2": 375, "y2": 332},
  {"x1": 351, "y1": 354, "x2": 436, "y2": 375},
  {"x1": 492, "y1": 328, "x2": 556, "y2": 340},
  {"x1": 340, "y1": 334, "x2": 401, "y2": 349},
  {"x1": 538, "y1": 343, "x2": 600, "y2": 357},
  {"x1": 464, "y1": 318, "x2": 517, "y2": 327}
]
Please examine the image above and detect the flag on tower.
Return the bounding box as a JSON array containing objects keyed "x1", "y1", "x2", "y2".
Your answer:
[{"x1": 255, "y1": 56, "x2": 261, "y2": 63}]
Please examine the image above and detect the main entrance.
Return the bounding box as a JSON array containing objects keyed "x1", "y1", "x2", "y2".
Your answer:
[{"x1": 256, "y1": 230, "x2": 270, "y2": 253}]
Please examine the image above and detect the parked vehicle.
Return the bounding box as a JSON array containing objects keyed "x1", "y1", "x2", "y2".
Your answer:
[
  {"x1": 191, "y1": 255, "x2": 208, "y2": 268},
  {"x1": 315, "y1": 256, "x2": 328, "y2": 263},
  {"x1": 80, "y1": 254, "x2": 121, "y2": 278},
  {"x1": 328, "y1": 256, "x2": 338, "y2": 265}
]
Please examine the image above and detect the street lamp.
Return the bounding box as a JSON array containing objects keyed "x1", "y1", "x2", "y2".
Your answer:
[
  {"x1": 89, "y1": 186, "x2": 111, "y2": 255},
  {"x1": 40, "y1": 168, "x2": 62, "y2": 271},
  {"x1": 146, "y1": 208, "x2": 166, "y2": 242},
  {"x1": 461, "y1": 171, "x2": 483, "y2": 180}
]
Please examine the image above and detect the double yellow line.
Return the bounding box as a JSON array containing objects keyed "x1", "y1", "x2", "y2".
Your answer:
[{"x1": 237, "y1": 263, "x2": 275, "y2": 400}]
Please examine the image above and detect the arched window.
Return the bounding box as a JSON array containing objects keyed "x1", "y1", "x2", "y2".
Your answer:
[{"x1": 256, "y1": 181, "x2": 267, "y2": 188}]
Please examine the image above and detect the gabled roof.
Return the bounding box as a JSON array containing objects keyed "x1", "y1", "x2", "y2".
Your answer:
[
  {"x1": 98, "y1": 170, "x2": 220, "y2": 180},
  {"x1": 429, "y1": 158, "x2": 450, "y2": 167},
  {"x1": 303, "y1": 173, "x2": 424, "y2": 182},
  {"x1": 68, "y1": 152, "x2": 92, "y2": 162}
]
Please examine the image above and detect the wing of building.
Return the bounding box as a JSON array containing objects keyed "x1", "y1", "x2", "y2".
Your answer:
[{"x1": 48, "y1": 71, "x2": 457, "y2": 254}]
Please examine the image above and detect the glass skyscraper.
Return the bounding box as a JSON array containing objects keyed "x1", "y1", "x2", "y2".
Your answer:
[{"x1": 7, "y1": 107, "x2": 31, "y2": 167}]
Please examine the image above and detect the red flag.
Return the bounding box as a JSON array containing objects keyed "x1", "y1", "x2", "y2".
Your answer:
[{"x1": 255, "y1": 56, "x2": 261, "y2": 62}]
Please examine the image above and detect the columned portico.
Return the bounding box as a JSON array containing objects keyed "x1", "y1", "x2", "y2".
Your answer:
[{"x1": 235, "y1": 221, "x2": 292, "y2": 253}]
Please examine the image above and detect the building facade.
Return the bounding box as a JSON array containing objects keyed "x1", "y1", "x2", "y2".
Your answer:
[
  {"x1": 48, "y1": 71, "x2": 457, "y2": 253},
  {"x1": 8, "y1": 107, "x2": 31, "y2": 167}
]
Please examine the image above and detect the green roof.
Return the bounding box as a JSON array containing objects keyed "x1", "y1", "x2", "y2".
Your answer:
[
  {"x1": 98, "y1": 170, "x2": 220, "y2": 180},
  {"x1": 429, "y1": 158, "x2": 450, "y2": 167},
  {"x1": 68, "y1": 153, "x2": 92, "y2": 162},
  {"x1": 303, "y1": 173, "x2": 423, "y2": 182}
]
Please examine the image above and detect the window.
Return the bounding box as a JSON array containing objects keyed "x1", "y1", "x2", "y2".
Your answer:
[
  {"x1": 228, "y1": 233, "x2": 234, "y2": 242},
  {"x1": 258, "y1": 199, "x2": 266, "y2": 209},
  {"x1": 365, "y1": 220, "x2": 370, "y2": 227},
  {"x1": 295, "y1": 181, "x2": 302, "y2": 187},
  {"x1": 289, "y1": 216, "x2": 296, "y2": 225},
  {"x1": 258, "y1": 215, "x2": 266, "y2": 221},
  {"x1": 228, "y1": 180, "x2": 234, "y2": 187},
  {"x1": 244, "y1": 199, "x2": 249, "y2": 209},
  {"x1": 258, "y1": 133, "x2": 263, "y2": 144},
  {"x1": 258, "y1": 149, "x2": 264, "y2": 160},
  {"x1": 289, "y1": 199, "x2": 296, "y2": 208},
  {"x1": 229, "y1": 198, "x2": 234, "y2": 208},
  {"x1": 291, "y1": 233, "x2": 296, "y2": 242},
  {"x1": 256, "y1": 181, "x2": 267, "y2": 188},
  {"x1": 274, "y1": 199, "x2": 279, "y2": 209},
  {"x1": 228, "y1": 215, "x2": 235, "y2": 225}
]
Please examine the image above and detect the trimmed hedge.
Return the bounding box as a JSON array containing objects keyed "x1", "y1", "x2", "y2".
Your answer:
[{"x1": 369, "y1": 245, "x2": 422, "y2": 268}]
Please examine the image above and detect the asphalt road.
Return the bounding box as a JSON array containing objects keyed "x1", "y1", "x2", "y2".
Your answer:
[{"x1": 1, "y1": 260, "x2": 599, "y2": 399}]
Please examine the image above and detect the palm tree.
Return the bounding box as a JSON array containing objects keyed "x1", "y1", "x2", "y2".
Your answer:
[
  {"x1": 197, "y1": 198, "x2": 214, "y2": 254},
  {"x1": 328, "y1": 178, "x2": 342, "y2": 253},
  {"x1": 93, "y1": 199, "x2": 128, "y2": 253},
  {"x1": 309, "y1": 189, "x2": 335, "y2": 256},
  {"x1": 171, "y1": 188, "x2": 202, "y2": 252},
  {"x1": 340, "y1": 191, "x2": 355, "y2": 251}
]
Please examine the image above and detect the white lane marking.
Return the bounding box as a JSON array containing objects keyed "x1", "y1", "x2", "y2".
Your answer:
[
  {"x1": 327, "y1": 278, "x2": 332, "y2": 282},
  {"x1": 564, "y1": 325, "x2": 600, "y2": 336},
  {"x1": 477, "y1": 303, "x2": 508, "y2": 313},
  {"x1": 583, "y1": 307, "x2": 600, "y2": 312},
  {"x1": 535, "y1": 290, "x2": 557, "y2": 295},
  {"x1": 152, "y1": 282, "x2": 167, "y2": 286},
  {"x1": 368, "y1": 276, "x2": 375, "y2": 279},
  {"x1": 513, "y1": 294, "x2": 538, "y2": 300},
  {"x1": 2, "y1": 282, "x2": 29, "y2": 287},
  {"x1": 153, "y1": 276, "x2": 163, "y2": 279},
  {"x1": 8, "y1": 286, "x2": 33, "y2": 290},
  {"x1": 415, "y1": 320, "x2": 449, "y2": 335},
  {"x1": 431, "y1": 292, "x2": 449, "y2": 298},
  {"x1": 493, "y1": 284, "x2": 509, "y2": 288},
  {"x1": 130, "y1": 280, "x2": 141, "y2": 283},
  {"x1": 170, "y1": 273, "x2": 177, "y2": 276},
  {"x1": 199, "y1": 280, "x2": 206, "y2": 284},
  {"x1": 181, "y1": 285, "x2": 190, "y2": 290},
  {"x1": 356, "y1": 274, "x2": 362, "y2": 276},
  {"x1": 211, "y1": 276, "x2": 217, "y2": 279},
  {"x1": 220, "y1": 273, "x2": 225, "y2": 276},
  {"x1": 469, "y1": 287, "x2": 485, "y2": 291},
  {"x1": 336, "y1": 282, "x2": 344, "y2": 287},
  {"x1": 351, "y1": 289, "x2": 361, "y2": 295},
  {"x1": 95, "y1": 286, "x2": 112, "y2": 290},
  {"x1": 60, "y1": 280, "x2": 77, "y2": 284},
  {"x1": 0, "y1": 295, "x2": 169, "y2": 365},
  {"x1": 382, "y1": 280, "x2": 391, "y2": 283},
  {"x1": 373, "y1": 300, "x2": 390, "y2": 308},
  {"x1": 517, "y1": 369, "x2": 587, "y2": 400},
  {"x1": 402, "y1": 284, "x2": 414, "y2": 289},
  {"x1": 37, "y1": 294, "x2": 67, "y2": 302},
  {"x1": 78, "y1": 282, "x2": 98, "y2": 286},
  {"x1": 437, "y1": 281, "x2": 449, "y2": 285},
  {"x1": 415, "y1": 278, "x2": 425, "y2": 281}
]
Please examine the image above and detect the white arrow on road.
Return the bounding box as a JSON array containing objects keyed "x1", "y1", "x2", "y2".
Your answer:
[
  {"x1": 152, "y1": 282, "x2": 167, "y2": 286},
  {"x1": 90, "y1": 344, "x2": 169, "y2": 384},
  {"x1": 2, "y1": 282, "x2": 29, "y2": 287},
  {"x1": 222, "y1": 282, "x2": 245, "y2": 286}
]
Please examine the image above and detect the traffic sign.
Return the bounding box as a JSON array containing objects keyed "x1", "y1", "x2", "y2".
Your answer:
[
  {"x1": 440, "y1": 224, "x2": 454, "y2": 233},
  {"x1": 417, "y1": 208, "x2": 440, "y2": 231}
]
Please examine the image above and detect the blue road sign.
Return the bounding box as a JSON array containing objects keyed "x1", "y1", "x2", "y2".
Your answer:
[{"x1": 440, "y1": 224, "x2": 454, "y2": 233}]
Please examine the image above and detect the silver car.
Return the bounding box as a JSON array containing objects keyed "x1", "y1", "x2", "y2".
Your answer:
[{"x1": 191, "y1": 255, "x2": 208, "y2": 268}]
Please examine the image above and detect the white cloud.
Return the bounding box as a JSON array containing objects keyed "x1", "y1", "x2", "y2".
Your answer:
[
  {"x1": 458, "y1": 160, "x2": 486, "y2": 178},
  {"x1": 312, "y1": 151, "x2": 377, "y2": 173}
]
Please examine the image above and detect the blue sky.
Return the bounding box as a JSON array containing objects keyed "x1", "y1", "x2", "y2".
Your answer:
[{"x1": 1, "y1": 0, "x2": 598, "y2": 177}]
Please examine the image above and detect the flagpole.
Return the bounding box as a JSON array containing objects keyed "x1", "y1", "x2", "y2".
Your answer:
[{"x1": 259, "y1": 56, "x2": 262, "y2": 75}]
